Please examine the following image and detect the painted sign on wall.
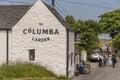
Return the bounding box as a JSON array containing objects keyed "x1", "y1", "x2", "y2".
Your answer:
[{"x1": 22, "y1": 22, "x2": 60, "y2": 42}]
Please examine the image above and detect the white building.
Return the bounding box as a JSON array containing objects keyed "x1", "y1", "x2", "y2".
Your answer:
[{"x1": 0, "y1": 0, "x2": 75, "y2": 77}]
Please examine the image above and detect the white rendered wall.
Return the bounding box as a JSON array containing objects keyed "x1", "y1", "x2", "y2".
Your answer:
[
  {"x1": 10, "y1": 0, "x2": 67, "y2": 76},
  {"x1": 0, "y1": 30, "x2": 7, "y2": 65},
  {"x1": 68, "y1": 31, "x2": 75, "y2": 77}
]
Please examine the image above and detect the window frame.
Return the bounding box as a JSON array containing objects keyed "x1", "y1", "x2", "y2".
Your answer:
[{"x1": 29, "y1": 49, "x2": 35, "y2": 61}]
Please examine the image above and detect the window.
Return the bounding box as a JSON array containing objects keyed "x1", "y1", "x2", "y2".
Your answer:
[
  {"x1": 71, "y1": 53, "x2": 73, "y2": 65},
  {"x1": 29, "y1": 49, "x2": 35, "y2": 61}
]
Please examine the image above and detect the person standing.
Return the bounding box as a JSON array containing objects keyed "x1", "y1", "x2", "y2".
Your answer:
[{"x1": 106, "y1": 45, "x2": 110, "y2": 55}]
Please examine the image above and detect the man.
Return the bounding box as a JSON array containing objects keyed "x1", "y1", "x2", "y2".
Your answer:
[
  {"x1": 79, "y1": 61, "x2": 85, "y2": 74},
  {"x1": 103, "y1": 54, "x2": 107, "y2": 66},
  {"x1": 98, "y1": 54, "x2": 104, "y2": 67},
  {"x1": 80, "y1": 61, "x2": 84, "y2": 68},
  {"x1": 112, "y1": 54, "x2": 117, "y2": 68}
]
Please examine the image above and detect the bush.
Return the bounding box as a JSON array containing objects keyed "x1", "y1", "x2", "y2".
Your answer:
[{"x1": 117, "y1": 51, "x2": 120, "y2": 58}]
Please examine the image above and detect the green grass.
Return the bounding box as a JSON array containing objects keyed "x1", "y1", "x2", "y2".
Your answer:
[
  {"x1": 0, "y1": 77, "x2": 58, "y2": 80},
  {"x1": 0, "y1": 63, "x2": 70, "y2": 80},
  {"x1": 0, "y1": 63, "x2": 56, "y2": 79}
]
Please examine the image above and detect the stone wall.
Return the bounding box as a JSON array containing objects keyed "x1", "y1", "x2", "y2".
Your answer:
[{"x1": 68, "y1": 30, "x2": 75, "y2": 77}]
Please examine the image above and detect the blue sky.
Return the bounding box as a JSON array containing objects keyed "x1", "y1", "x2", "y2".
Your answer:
[
  {"x1": 0, "y1": 0, "x2": 120, "y2": 20},
  {"x1": 0, "y1": 0, "x2": 36, "y2": 4},
  {"x1": 44, "y1": 0, "x2": 120, "y2": 20}
]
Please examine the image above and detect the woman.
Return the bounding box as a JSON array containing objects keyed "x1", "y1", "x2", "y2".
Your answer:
[{"x1": 108, "y1": 55, "x2": 112, "y2": 66}]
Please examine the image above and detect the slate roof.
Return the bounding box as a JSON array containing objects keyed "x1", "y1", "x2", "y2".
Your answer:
[{"x1": 0, "y1": 5, "x2": 31, "y2": 30}]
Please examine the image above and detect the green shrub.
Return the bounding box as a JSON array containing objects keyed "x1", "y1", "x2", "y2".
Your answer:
[{"x1": 117, "y1": 51, "x2": 120, "y2": 58}]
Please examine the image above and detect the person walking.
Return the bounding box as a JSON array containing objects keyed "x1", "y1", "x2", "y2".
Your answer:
[
  {"x1": 109, "y1": 48, "x2": 112, "y2": 56},
  {"x1": 103, "y1": 54, "x2": 107, "y2": 66},
  {"x1": 111, "y1": 54, "x2": 117, "y2": 68},
  {"x1": 98, "y1": 54, "x2": 104, "y2": 67}
]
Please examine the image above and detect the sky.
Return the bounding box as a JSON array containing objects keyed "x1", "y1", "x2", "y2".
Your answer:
[
  {"x1": 0, "y1": 0, "x2": 36, "y2": 4},
  {"x1": 43, "y1": 0, "x2": 120, "y2": 20},
  {"x1": 0, "y1": 0, "x2": 120, "y2": 20}
]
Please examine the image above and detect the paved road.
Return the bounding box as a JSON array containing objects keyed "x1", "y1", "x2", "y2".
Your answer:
[{"x1": 73, "y1": 57, "x2": 120, "y2": 80}]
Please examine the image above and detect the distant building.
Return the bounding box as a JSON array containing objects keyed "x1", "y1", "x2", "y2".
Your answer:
[
  {"x1": 98, "y1": 34, "x2": 111, "y2": 40},
  {"x1": 98, "y1": 34, "x2": 112, "y2": 50},
  {"x1": 0, "y1": 0, "x2": 75, "y2": 77},
  {"x1": 99, "y1": 39, "x2": 112, "y2": 49}
]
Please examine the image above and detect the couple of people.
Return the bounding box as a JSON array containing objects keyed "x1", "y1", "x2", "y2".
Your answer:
[
  {"x1": 98, "y1": 54, "x2": 107, "y2": 67},
  {"x1": 79, "y1": 61, "x2": 90, "y2": 74}
]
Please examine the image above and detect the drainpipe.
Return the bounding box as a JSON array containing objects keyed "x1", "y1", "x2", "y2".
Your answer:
[
  {"x1": 66, "y1": 29, "x2": 69, "y2": 77},
  {"x1": 6, "y1": 30, "x2": 9, "y2": 64}
]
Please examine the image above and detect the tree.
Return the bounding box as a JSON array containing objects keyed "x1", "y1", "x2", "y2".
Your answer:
[
  {"x1": 80, "y1": 32, "x2": 99, "y2": 53},
  {"x1": 99, "y1": 9, "x2": 120, "y2": 38},
  {"x1": 84, "y1": 20, "x2": 102, "y2": 35},
  {"x1": 65, "y1": 16, "x2": 100, "y2": 53},
  {"x1": 113, "y1": 33, "x2": 120, "y2": 50}
]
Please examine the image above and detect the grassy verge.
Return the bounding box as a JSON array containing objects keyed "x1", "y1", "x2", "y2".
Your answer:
[{"x1": 0, "y1": 63, "x2": 70, "y2": 80}]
